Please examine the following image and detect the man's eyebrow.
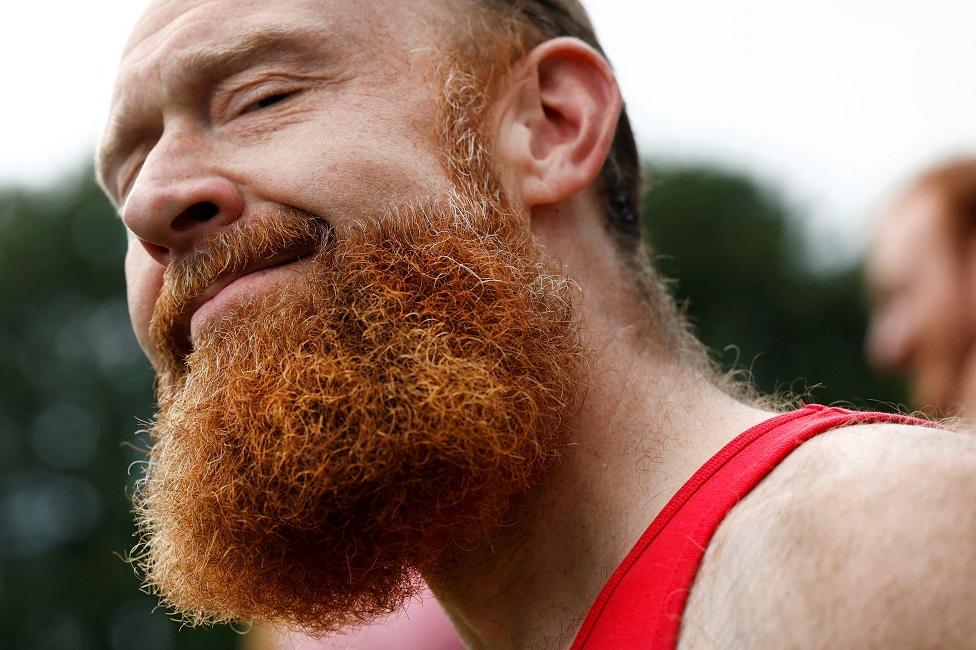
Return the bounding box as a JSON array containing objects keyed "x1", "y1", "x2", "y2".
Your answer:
[
  {"x1": 172, "y1": 24, "x2": 331, "y2": 82},
  {"x1": 96, "y1": 24, "x2": 332, "y2": 201}
]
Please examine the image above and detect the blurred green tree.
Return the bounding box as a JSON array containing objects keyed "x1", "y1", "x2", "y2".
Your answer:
[
  {"x1": 642, "y1": 163, "x2": 905, "y2": 408},
  {"x1": 0, "y1": 169, "x2": 236, "y2": 650}
]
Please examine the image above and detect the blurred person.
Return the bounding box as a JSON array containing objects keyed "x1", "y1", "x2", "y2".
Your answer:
[
  {"x1": 866, "y1": 158, "x2": 976, "y2": 417},
  {"x1": 97, "y1": 1, "x2": 976, "y2": 648}
]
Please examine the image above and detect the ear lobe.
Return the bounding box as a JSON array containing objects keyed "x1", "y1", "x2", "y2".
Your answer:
[{"x1": 496, "y1": 37, "x2": 623, "y2": 209}]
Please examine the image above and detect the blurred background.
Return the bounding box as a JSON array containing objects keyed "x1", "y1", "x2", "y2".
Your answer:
[{"x1": 1, "y1": 1, "x2": 973, "y2": 648}]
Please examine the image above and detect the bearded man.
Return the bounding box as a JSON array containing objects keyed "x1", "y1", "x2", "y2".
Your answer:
[
  {"x1": 97, "y1": 1, "x2": 976, "y2": 648},
  {"x1": 867, "y1": 158, "x2": 976, "y2": 418}
]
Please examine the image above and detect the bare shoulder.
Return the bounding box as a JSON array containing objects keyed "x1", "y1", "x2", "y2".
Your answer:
[{"x1": 680, "y1": 420, "x2": 976, "y2": 650}]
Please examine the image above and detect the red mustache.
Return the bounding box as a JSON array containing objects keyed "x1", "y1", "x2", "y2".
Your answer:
[{"x1": 149, "y1": 207, "x2": 332, "y2": 376}]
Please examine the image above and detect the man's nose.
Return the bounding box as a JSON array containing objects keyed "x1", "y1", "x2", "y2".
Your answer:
[
  {"x1": 866, "y1": 310, "x2": 913, "y2": 374},
  {"x1": 121, "y1": 134, "x2": 244, "y2": 265}
]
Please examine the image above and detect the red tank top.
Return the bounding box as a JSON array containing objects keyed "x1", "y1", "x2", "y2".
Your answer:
[{"x1": 570, "y1": 404, "x2": 929, "y2": 649}]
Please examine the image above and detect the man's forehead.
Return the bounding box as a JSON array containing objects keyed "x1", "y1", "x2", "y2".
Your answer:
[
  {"x1": 129, "y1": 0, "x2": 372, "y2": 60},
  {"x1": 122, "y1": 0, "x2": 455, "y2": 73},
  {"x1": 886, "y1": 191, "x2": 946, "y2": 249},
  {"x1": 869, "y1": 190, "x2": 947, "y2": 282}
]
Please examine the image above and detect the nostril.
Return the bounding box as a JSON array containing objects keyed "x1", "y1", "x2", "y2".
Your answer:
[{"x1": 171, "y1": 201, "x2": 220, "y2": 232}]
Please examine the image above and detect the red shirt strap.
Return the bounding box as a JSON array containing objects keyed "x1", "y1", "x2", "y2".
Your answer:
[{"x1": 571, "y1": 405, "x2": 931, "y2": 649}]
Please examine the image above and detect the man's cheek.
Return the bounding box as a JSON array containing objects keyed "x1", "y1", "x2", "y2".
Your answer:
[{"x1": 124, "y1": 244, "x2": 165, "y2": 360}]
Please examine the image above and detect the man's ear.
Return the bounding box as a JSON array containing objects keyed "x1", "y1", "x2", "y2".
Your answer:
[{"x1": 494, "y1": 37, "x2": 623, "y2": 209}]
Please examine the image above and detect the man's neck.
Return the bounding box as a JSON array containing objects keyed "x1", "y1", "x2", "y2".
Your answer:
[{"x1": 426, "y1": 329, "x2": 773, "y2": 649}]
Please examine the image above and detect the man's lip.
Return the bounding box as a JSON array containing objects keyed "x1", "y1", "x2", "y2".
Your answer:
[{"x1": 183, "y1": 247, "x2": 316, "y2": 334}]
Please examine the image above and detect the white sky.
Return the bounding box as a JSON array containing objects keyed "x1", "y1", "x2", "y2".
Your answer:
[{"x1": 2, "y1": 1, "x2": 974, "y2": 263}]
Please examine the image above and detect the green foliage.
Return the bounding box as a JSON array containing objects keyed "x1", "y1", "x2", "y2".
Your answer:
[
  {"x1": 0, "y1": 169, "x2": 236, "y2": 650},
  {"x1": 642, "y1": 163, "x2": 905, "y2": 408}
]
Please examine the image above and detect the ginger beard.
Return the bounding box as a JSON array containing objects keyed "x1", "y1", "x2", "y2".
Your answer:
[{"x1": 131, "y1": 69, "x2": 586, "y2": 633}]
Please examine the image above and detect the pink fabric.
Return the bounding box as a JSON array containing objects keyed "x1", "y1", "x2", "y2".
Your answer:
[
  {"x1": 282, "y1": 588, "x2": 463, "y2": 650},
  {"x1": 571, "y1": 405, "x2": 931, "y2": 649}
]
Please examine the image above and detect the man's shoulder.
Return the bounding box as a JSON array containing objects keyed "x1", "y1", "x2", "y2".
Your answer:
[{"x1": 679, "y1": 418, "x2": 976, "y2": 649}]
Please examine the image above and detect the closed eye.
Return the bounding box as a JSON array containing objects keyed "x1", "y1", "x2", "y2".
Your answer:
[{"x1": 242, "y1": 91, "x2": 295, "y2": 114}]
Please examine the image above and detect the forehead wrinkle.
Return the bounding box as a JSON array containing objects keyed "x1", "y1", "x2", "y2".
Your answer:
[
  {"x1": 162, "y1": 23, "x2": 334, "y2": 85},
  {"x1": 98, "y1": 22, "x2": 334, "y2": 202}
]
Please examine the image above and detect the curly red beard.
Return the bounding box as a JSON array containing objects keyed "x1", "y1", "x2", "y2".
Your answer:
[{"x1": 131, "y1": 182, "x2": 586, "y2": 632}]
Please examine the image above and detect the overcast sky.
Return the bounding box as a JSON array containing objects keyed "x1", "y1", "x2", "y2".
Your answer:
[{"x1": 2, "y1": 1, "x2": 974, "y2": 263}]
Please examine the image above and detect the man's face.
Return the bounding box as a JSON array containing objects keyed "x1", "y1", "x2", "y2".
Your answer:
[
  {"x1": 101, "y1": 0, "x2": 451, "y2": 365},
  {"x1": 866, "y1": 189, "x2": 973, "y2": 413},
  {"x1": 98, "y1": 0, "x2": 586, "y2": 632}
]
